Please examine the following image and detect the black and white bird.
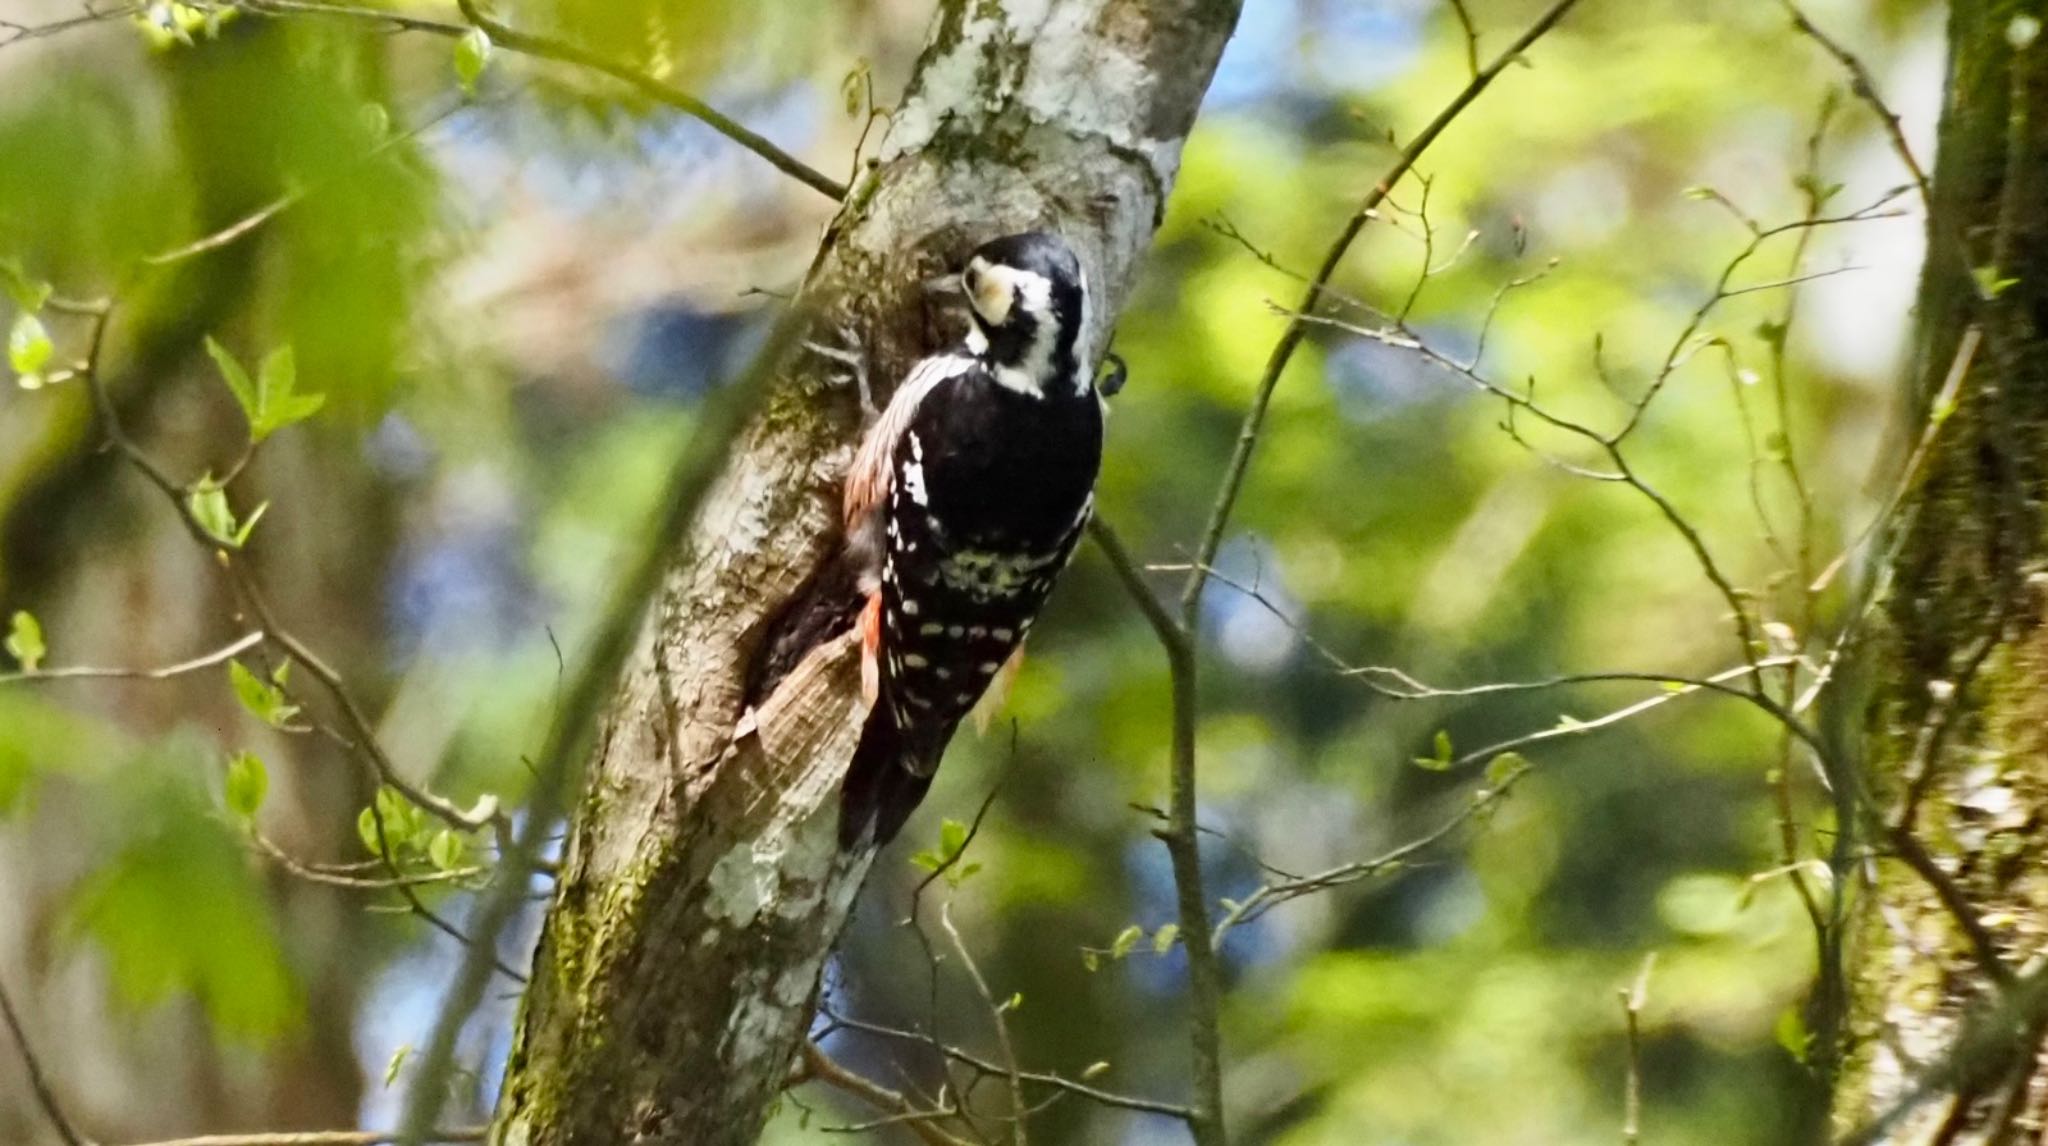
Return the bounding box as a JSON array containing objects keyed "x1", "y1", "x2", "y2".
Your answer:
[{"x1": 837, "y1": 232, "x2": 1111, "y2": 848}]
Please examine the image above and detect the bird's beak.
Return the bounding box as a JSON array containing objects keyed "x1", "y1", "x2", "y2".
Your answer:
[{"x1": 921, "y1": 272, "x2": 964, "y2": 296}]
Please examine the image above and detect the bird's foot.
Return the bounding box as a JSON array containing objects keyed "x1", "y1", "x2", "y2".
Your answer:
[{"x1": 803, "y1": 321, "x2": 876, "y2": 417}]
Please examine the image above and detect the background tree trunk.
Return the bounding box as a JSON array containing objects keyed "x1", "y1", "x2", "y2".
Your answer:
[
  {"x1": 490, "y1": 2, "x2": 1243, "y2": 1142},
  {"x1": 1834, "y1": 0, "x2": 2048, "y2": 1137}
]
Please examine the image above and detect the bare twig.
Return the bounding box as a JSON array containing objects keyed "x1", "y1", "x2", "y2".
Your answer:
[
  {"x1": 1184, "y1": 0, "x2": 1585, "y2": 611},
  {"x1": 121, "y1": 1132, "x2": 484, "y2": 1146},
  {"x1": 0, "y1": 631, "x2": 263, "y2": 686},
  {"x1": 823, "y1": 1010, "x2": 1196, "y2": 1120},
  {"x1": 799, "y1": 1042, "x2": 973, "y2": 1146},
  {"x1": 941, "y1": 904, "x2": 1025, "y2": 1145},
  {"x1": 1446, "y1": 0, "x2": 1481, "y2": 78},
  {"x1": 0, "y1": 974, "x2": 89, "y2": 1146},
  {"x1": 0, "y1": 2, "x2": 139, "y2": 52},
  {"x1": 1620, "y1": 954, "x2": 1655, "y2": 1145},
  {"x1": 1776, "y1": 1, "x2": 1933, "y2": 213},
  {"x1": 237, "y1": 0, "x2": 845, "y2": 199},
  {"x1": 250, "y1": 831, "x2": 485, "y2": 891}
]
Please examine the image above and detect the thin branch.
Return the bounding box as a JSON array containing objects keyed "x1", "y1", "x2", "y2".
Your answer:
[
  {"x1": 142, "y1": 94, "x2": 474, "y2": 268},
  {"x1": 0, "y1": 2, "x2": 139, "y2": 53},
  {"x1": 1776, "y1": 1, "x2": 1933, "y2": 213},
  {"x1": 240, "y1": 0, "x2": 844, "y2": 199},
  {"x1": 940, "y1": 904, "x2": 1024, "y2": 1146},
  {"x1": 1620, "y1": 954, "x2": 1655, "y2": 1146},
  {"x1": 0, "y1": 632, "x2": 263, "y2": 686},
  {"x1": 70, "y1": 299, "x2": 524, "y2": 982},
  {"x1": 799, "y1": 1042, "x2": 973, "y2": 1146},
  {"x1": 0, "y1": 974, "x2": 89, "y2": 1146},
  {"x1": 1086, "y1": 518, "x2": 1190, "y2": 659},
  {"x1": 250, "y1": 830, "x2": 485, "y2": 891},
  {"x1": 823, "y1": 1011, "x2": 1196, "y2": 1121},
  {"x1": 120, "y1": 1132, "x2": 485, "y2": 1146},
  {"x1": 1446, "y1": 0, "x2": 1481, "y2": 79},
  {"x1": 1181, "y1": 0, "x2": 1584, "y2": 617}
]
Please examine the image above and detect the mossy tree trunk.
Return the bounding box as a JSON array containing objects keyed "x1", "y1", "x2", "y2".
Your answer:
[
  {"x1": 489, "y1": 2, "x2": 1243, "y2": 1143},
  {"x1": 1834, "y1": 0, "x2": 2048, "y2": 1139}
]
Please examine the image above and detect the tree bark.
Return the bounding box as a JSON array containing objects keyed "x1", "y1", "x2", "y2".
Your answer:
[
  {"x1": 490, "y1": 3, "x2": 1242, "y2": 1142},
  {"x1": 1834, "y1": 0, "x2": 2048, "y2": 1139}
]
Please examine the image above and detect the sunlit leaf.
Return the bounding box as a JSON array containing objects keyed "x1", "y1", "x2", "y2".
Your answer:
[
  {"x1": 8, "y1": 312, "x2": 51, "y2": 376},
  {"x1": 1110, "y1": 924, "x2": 1142, "y2": 960},
  {"x1": 187, "y1": 479, "x2": 242, "y2": 549},
  {"x1": 223, "y1": 751, "x2": 267, "y2": 820},
  {"x1": 427, "y1": 828, "x2": 466, "y2": 871},
  {"x1": 63, "y1": 769, "x2": 302, "y2": 1040},
  {"x1": 4, "y1": 611, "x2": 44, "y2": 672},
  {"x1": 454, "y1": 27, "x2": 493, "y2": 95},
  {"x1": 228, "y1": 660, "x2": 299, "y2": 728}
]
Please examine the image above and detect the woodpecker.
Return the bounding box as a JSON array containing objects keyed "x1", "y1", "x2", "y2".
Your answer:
[{"x1": 838, "y1": 232, "x2": 1107, "y2": 848}]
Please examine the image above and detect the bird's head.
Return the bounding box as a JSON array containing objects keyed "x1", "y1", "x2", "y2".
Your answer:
[{"x1": 956, "y1": 232, "x2": 1090, "y2": 397}]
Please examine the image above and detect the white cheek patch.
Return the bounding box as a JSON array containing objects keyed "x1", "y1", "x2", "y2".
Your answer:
[{"x1": 970, "y1": 258, "x2": 1014, "y2": 325}]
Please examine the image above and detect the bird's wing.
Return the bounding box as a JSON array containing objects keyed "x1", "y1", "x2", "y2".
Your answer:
[{"x1": 843, "y1": 353, "x2": 974, "y2": 528}]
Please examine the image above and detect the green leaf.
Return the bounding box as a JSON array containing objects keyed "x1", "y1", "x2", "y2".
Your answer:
[
  {"x1": 205, "y1": 337, "x2": 258, "y2": 423},
  {"x1": 5, "y1": 611, "x2": 45, "y2": 672},
  {"x1": 209, "y1": 340, "x2": 322, "y2": 443},
  {"x1": 375, "y1": 787, "x2": 421, "y2": 851},
  {"x1": 0, "y1": 261, "x2": 51, "y2": 313},
  {"x1": 384, "y1": 1044, "x2": 411, "y2": 1087},
  {"x1": 1973, "y1": 265, "x2": 2021, "y2": 300},
  {"x1": 228, "y1": 660, "x2": 299, "y2": 728},
  {"x1": 1415, "y1": 728, "x2": 1454, "y2": 770},
  {"x1": 1081, "y1": 1061, "x2": 1111, "y2": 1080},
  {"x1": 233, "y1": 501, "x2": 270, "y2": 548},
  {"x1": 356, "y1": 806, "x2": 383, "y2": 855},
  {"x1": 454, "y1": 27, "x2": 492, "y2": 94},
  {"x1": 252, "y1": 345, "x2": 323, "y2": 440},
  {"x1": 908, "y1": 848, "x2": 943, "y2": 872},
  {"x1": 224, "y1": 751, "x2": 268, "y2": 820},
  {"x1": 1774, "y1": 1005, "x2": 1811, "y2": 1061},
  {"x1": 8, "y1": 312, "x2": 51, "y2": 376},
  {"x1": 1932, "y1": 390, "x2": 1962, "y2": 426},
  {"x1": 427, "y1": 828, "x2": 466, "y2": 871},
  {"x1": 1151, "y1": 922, "x2": 1179, "y2": 954},
  {"x1": 1109, "y1": 924, "x2": 1142, "y2": 960},
  {"x1": 939, "y1": 817, "x2": 968, "y2": 860},
  {"x1": 63, "y1": 768, "x2": 303, "y2": 1039},
  {"x1": 840, "y1": 59, "x2": 871, "y2": 116},
  {"x1": 188, "y1": 480, "x2": 242, "y2": 549},
  {"x1": 1081, "y1": 948, "x2": 1100, "y2": 972},
  {"x1": 1484, "y1": 751, "x2": 1530, "y2": 789}
]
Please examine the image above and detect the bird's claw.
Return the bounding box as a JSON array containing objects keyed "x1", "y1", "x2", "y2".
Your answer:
[{"x1": 803, "y1": 322, "x2": 876, "y2": 416}]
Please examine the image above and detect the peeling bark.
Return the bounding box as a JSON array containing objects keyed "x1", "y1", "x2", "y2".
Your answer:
[
  {"x1": 491, "y1": 3, "x2": 1242, "y2": 1142},
  {"x1": 1834, "y1": 1, "x2": 2048, "y2": 1139}
]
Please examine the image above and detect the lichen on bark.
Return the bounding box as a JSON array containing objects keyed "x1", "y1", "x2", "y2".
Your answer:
[{"x1": 1833, "y1": 0, "x2": 2048, "y2": 1138}]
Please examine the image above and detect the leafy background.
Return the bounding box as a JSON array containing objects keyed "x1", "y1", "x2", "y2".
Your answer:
[{"x1": 0, "y1": 0, "x2": 1939, "y2": 1142}]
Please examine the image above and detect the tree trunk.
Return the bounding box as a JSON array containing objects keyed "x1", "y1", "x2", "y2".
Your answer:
[
  {"x1": 490, "y1": 3, "x2": 1242, "y2": 1142},
  {"x1": 1834, "y1": 0, "x2": 2048, "y2": 1139}
]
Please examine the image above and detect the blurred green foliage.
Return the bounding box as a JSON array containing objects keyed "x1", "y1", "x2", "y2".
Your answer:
[{"x1": 0, "y1": 0, "x2": 1935, "y2": 1142}]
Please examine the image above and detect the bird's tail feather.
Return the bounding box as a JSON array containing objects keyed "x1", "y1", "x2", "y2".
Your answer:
[{"x1": 839, "y1": 711, "x2": 937, "y2": 849}]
